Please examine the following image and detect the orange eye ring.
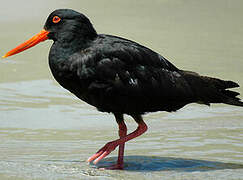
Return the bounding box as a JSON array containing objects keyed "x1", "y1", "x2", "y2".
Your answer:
[{"x1": 52, "y1": 16, "x2": 61, "y2": 23}]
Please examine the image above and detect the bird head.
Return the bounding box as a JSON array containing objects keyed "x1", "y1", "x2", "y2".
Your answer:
[{"x1": 2, "y1": 9, "x2": 97, "y2": 58}]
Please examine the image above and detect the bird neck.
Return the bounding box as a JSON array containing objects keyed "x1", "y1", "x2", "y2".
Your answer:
[
  {"x1": 48, "y1": 25, "x2": 98, "y2": 72},
  {"x1": 57, "y1": 31, "x2": 97, "y2": 49},
  {"x1": 48, "y1": 33, "x2": 97, "y2": 70}
]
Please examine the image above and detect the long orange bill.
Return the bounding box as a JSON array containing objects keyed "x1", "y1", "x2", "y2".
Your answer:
[{"x1": 2, "y1": 29, "x2": 49, "y2": 58}]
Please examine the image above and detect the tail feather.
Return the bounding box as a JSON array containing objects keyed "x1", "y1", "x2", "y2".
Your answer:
[
  {"x1": 220, "y1": 89, "x2": 243, "y2": 107},
  {"x1": 203, "y1": 77, "x2": 243, "y2": 107},
  {"x1": 202, "y1": 76, "x2": 239, "y2": 89},
  {"x1": 221, "y1": 89, "x2": 240, "y2": 98},
  {"x1": 181, "y1": 70, "x2": 243, "y2": 107},
  {"x1": 224, "y1": 98, "x2": 243, "y2": 107}
]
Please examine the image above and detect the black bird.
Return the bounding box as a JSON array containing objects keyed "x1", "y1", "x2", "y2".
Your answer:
[{"x1": 3, "y1": 9, "x2": 243, "y2": 170}]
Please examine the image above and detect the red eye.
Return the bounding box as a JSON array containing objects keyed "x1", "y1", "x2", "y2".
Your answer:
[{"x1": 52, "y1": 16, "x2": 61, "y2": 23}]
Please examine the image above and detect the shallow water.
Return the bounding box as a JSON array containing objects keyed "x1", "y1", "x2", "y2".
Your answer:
[{"x1": 1, "y1": 0, "x2": 243, "y2": 179}]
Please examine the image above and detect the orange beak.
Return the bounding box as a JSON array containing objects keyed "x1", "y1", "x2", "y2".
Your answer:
[{"x1": 2, "y1": 29, "x2": 49, "y2": 58}]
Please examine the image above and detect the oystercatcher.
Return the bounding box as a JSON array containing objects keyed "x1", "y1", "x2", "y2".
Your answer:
[{"x1": 3, "y1": 9, "x2": 243, "y2": 170}]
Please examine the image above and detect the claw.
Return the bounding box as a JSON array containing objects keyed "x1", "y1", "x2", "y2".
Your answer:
[
  {"x1": 87, "y1": 151, "x2": 104, "y2": 162},
  {"x1": 87, "y1": 141, "x2": 118, "y2": 164},
  {"x1": 94, "y1": 151, "x2": 109, "y2": 164}
]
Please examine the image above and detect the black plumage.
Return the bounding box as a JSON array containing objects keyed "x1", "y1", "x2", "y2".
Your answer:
[
  {"x1": 46, "y1": 10, "x2": 242, "y2": 115},
  {"x1": 3, "y1": 9, "x2": 243, "y2": 169}
]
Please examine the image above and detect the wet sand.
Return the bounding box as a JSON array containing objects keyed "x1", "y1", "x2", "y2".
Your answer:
[{"x1": 1, "y1": 0, "x2": 243, "y2": 179}]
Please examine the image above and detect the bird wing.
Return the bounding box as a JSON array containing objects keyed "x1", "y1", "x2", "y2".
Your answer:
[{"x1": 68, "y1": 35, "x2": 194, "y2": 113}]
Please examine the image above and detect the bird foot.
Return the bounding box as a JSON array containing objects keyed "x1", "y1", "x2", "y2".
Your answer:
[
  {"x1": 99, "y1": 163, "x2": 124, "y2": 170},
  {"x1": 87, "y1": 141, "x2": 118, "y2": 164}
]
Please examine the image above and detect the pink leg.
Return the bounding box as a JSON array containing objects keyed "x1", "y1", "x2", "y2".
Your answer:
[
  {"x1": 102, "y1": 120, "x2": 127, "y2": 170},
  {"x1": 87, "y1": 116, "x2": 147, "y2": 167},
  {"x1": 117, "y1": 121, "x2": 127, "y2": 166}
]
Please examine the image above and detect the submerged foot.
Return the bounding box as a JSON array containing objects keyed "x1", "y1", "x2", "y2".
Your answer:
[{"x1": 99, "y1": 163, "x2": 124, "y2": 170}]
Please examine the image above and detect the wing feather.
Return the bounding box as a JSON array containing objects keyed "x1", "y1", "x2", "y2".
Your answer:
[{"x1": 67, "y1": 35, "x2": 194, "y2": 113}]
